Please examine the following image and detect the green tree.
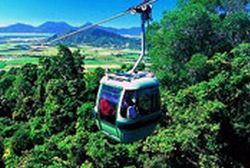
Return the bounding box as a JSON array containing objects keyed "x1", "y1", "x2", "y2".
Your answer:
[
  {"x1": 179, "y1": 0, "x2": 249, "y2": 13},
  {"x1": 84, "y1": 67, "x2": 105, "y2": 101},
  {"x1": 144, "y1": 43, "x2": 250, "y2": 167},
  {"x1": 44, "y1": 79, "x2": 77, "y2": 134},
  {"x1": 11, "y1": 125, "x2": 34, "y2": 156},
  {"x1": 0, "y1": 138, "x2": 4, "y2": 168},
  {"x1": 2, "y1": 64, "x2": 38, "y2": 121},
  {"x1": 148, "y1": 3, "x2": 215, "y2": 90},
  {"x1": 148, "y1": 1, "x2": 250, "y2": 91}
]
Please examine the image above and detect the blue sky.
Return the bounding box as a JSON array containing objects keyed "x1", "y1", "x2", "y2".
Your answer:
[{"x1": 0, "y1": 0, "x2": 177, "y2": 28}]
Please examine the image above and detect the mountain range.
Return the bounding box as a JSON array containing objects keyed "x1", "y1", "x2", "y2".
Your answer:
[
  {"x1": 0, "y1": 22, "x2": 141, "y2": 36},
  {"x1": 49, "y1": 25, "x2": 140, "y2": 49},
  {"x1": 0, "y1": 22, "x2": 141, "y2": 49}
]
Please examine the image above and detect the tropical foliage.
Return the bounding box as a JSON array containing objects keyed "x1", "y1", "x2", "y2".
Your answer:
[{"x1": 0, "y1": 0, "x2": 249, "y2": 167}]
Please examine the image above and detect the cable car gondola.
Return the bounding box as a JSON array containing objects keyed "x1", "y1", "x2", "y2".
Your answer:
[
  {"x1": 94, "y1": 72, "x2": 161, "y2": 143},
  {"x1": 93, "y1": 0, "x2": 161, "y2": 143}
]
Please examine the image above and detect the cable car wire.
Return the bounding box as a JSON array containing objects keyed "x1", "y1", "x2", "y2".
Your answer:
[
  {"x1": 49, "y1": 12, "x2": 129, "y2": 45},
  {"x1": 45, "y1": 0, "x2": 158, "y2": 46}
]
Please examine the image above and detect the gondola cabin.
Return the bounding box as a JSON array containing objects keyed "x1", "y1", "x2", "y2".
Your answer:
[{"x1": 93, "y1": 71, "x2": 161, "y2": 143}]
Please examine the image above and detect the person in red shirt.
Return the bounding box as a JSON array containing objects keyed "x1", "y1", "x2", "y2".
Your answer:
[{"x1": 100, "y1": 98, "x2": 115, "y2": 118}]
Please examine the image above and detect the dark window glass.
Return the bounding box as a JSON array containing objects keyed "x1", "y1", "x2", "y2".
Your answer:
[
  {"x1": 138, "y1": 89, "x2": 152, "y2": 115},
  {"x1": 99, "y1": 85, "x2": 121, "y2": 124},
  {"x1": 121, "y1": 91, "x2": 137, "y2": 118},
  {"x1": 120, "y1": 87, "x2": 160, "y2": 119},
  {"x1": 152, "y1": 88, "x2": 160, "y2": 112}
]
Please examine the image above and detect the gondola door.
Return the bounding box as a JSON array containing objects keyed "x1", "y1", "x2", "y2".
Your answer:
[{"x1": 97, "y1": 85, "x2": 121, "y2": 139}]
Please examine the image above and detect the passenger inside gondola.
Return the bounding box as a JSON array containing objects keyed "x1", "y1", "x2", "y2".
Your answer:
[
  {"x1": 100, "y1": 98, "x2": 115, "y2": 117},
  {"x1": 121, "y1": 88, "x2": 160, "y2": 119},
  {"x1": 121, "y1": 91, "x2": 138, "y2": 119},
  {"x1": 99, "y1": 85, "x2": 121, "y2": 124}
]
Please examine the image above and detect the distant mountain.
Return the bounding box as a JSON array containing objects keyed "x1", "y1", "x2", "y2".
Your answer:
[
  {"x1": 0, "y1": 22, "x2": 140, "y2": 36},
  {"x1": 49, "y1": 26, "x2": 140, "y2": 49},
  {"x1": 0, "y1": 22, "x2": 76, "y2": 34},
  {"x1": 74, "y1": 23, "x2": 141, "y2": 37},
  {"x1": 99, "y1": 26, "x2": 141, "y2": 37},
  {"x1": 0, "y1": 22, "x2": 141, "y2": 49},
  {"x1": 37, "y1": 22, "x2": 77, "y2": 33},
  {"x1": 0, "y1": 23, "x2": 36, "y2": 33},
  {"x1": 80, "y1": 23, "x2": 140, "y2": 37}
]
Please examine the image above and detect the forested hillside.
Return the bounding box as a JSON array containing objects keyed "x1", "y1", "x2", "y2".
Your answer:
[
  {"x1": 49, "y1": 27, "x2": 140, "y2": 49},
  {"x1": 0, "y1": 0, "x2": 250, "y2": 167}
]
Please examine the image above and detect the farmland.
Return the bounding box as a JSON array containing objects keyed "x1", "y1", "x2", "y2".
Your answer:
[{"x1": 0, "y1": 33, "x2": 142, "y2": 71}]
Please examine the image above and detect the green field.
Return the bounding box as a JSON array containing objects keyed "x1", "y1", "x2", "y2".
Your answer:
[
  {"x1": 0, "y1": 61, "x2": 6, "y2": 69},
  {"x1": 5, "y1": 57, "x2": 39, "y2": 65},
  {"x1": 0, "y1": 33, "x2": 141, "y2": 71},
  {"x1": 0, "y1": 40, "x2": 140, "y2": 71},
  {"x1": 0, "y1": 43, "x2": 12, "y2": 49}
]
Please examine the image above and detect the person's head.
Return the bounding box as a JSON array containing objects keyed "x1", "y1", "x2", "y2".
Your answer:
[
  {"x1": 131, "y1": 97, "x2": 136, "y2": 104},
  {"x1": 125, "y1": 92, "x2": 135, "y2": 105}
]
